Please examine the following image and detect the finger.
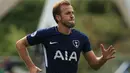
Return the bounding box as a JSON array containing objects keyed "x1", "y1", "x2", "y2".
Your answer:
[
  {"x1": 110, "y1": 48, "x2": 115, "y2": 53},
  {"x1": 109, "y1": 50, "x2": 116, "y2": 56},
  {"x1": 37, "y1": 70, "x2": 42, "y2": 73},
  {"x1": 108, "y1": 56, "x2": 115, "y2": 60},
  {"x1": 107, "y1": 45, "x2": 113, "y2": 51},
  {"x1": 36, "y1": 67, "x2": 42, "y2": 72},
  {"x1": 38, "y1": 69, "x2": 42, "y2": 72},
  {"x1": 100, "y1": 44, "x2": 105, "y2": 52},
  {"x1": 37, "y1": 68, "x2": 42, "y2": 72},
  {"x1": 36, "y1": 69, "x2": 42, "y2": 73}
]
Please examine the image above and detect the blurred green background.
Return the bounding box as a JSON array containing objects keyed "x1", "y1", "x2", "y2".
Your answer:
[{"x1": 0, "y1": 0, "x2": 130, "y2": 73}]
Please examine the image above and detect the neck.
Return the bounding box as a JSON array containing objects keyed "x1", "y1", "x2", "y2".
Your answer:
[{"x1": 57, "y1": 23, "x2": 72, "y2": 35}]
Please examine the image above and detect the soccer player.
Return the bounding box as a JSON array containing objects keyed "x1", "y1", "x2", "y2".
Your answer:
[{"x1": 16, "y1": 0, "x2": 116, "y2": 73}]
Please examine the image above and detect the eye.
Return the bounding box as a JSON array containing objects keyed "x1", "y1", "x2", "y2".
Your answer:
[
  {"x1": 66, "y1": 11, "x2": 74, "y2": 15},
  {"x1": 66, "y1": 12, "x2": 71, "y2": 15}
]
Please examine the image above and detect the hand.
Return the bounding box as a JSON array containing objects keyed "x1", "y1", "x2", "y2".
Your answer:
[
  {"x1": 100, "y1": 44, "x2": 116, "y2": 60},
  {"x1": 29, "y1": 66, "x2": 42, "y2": 73}
]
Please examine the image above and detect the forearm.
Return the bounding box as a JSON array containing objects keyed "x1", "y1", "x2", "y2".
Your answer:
[
  {"x1": 16, "y1": 42, "x2": 35, "y2": 69},
  {"x1": 92, "y1": 56, "x2": 107, "y2": 70}
]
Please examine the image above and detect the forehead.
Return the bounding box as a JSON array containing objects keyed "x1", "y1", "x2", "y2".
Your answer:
[{"x1": 60, "y1": 5, "x2": 73, "y2": 12}]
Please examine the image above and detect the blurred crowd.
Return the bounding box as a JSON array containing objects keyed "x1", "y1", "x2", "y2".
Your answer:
[
  {"x1": 0, "y1": 57, "x2": 24, "y2": 73},
  {"x1": 0, "y1": 57, "x2": 15, "y2": 73}
]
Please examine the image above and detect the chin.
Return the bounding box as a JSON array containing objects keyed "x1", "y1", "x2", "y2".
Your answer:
[
  {"x1": 63, "y1": 22, "x2": 75, "y2": 28},
  {"x1": 69, "y1": 24, "x2": 75, "y2": 28}
]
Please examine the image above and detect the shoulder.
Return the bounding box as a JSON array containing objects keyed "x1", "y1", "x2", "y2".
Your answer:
[
  {"x1": 28, "y1": 26, "x2": 57, "y2": 38},
  {"x1": 36, "y1": 26, "x2": 57, "y2": 35},
  {"x1": 37, "y1": 26, "x2": 56, "y2": 33}
]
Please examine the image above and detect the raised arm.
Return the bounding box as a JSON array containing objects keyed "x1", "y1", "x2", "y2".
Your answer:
[
  {"x1": 83, "y1": 44, "x2": 116, "y2": 70},
  {"x1": 16, "y1": 36, "x2": 41, "y2": 73}
]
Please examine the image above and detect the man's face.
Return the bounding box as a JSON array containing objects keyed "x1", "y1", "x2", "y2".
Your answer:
[{"x1": 59, "y1": 5, "x2": 75, "y2": 28}]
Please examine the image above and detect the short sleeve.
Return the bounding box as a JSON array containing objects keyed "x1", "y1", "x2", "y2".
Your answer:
[
  {"x1": 26, "y1": 29, "x2": 47, "y2": 46},
  {"x1": 82, "y1": 36, "x2": 91, "y2": 53}
]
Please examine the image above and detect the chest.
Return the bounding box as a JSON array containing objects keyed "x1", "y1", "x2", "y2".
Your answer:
[
  {"x1": 44, "y1": 35, "x2": 82, "y2": 52},
  {"x1": 43, "y1": 35, "x2": 84, "y2": 62}
]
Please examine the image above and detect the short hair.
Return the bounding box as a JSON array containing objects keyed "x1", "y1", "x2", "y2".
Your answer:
[{"x1": 53, "y1": 0, "x2": 71, "y2": 23}]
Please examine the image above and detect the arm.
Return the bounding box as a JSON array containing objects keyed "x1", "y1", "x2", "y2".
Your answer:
[
  {"x1": 83, "y1": 44, "x2": 116, "y2": 70},
  {"x1": 16, "y1": 36, "x2": 41, "y2": 73}
]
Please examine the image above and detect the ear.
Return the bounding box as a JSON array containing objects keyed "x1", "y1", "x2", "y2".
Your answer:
[{"x1": 56, "y1": 15, "x2": 61, "y2": 22}]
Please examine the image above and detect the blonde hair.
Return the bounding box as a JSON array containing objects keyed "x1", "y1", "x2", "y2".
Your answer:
[{"x1": 53, "y1": 0, "x2": 71, "y2": 23}]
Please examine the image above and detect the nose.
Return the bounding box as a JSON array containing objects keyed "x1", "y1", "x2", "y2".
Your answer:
[{"x1": 71, "y1": 14, "x2": 75, "y2": 19}]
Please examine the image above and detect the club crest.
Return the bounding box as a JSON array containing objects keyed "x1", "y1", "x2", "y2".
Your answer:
[{"x1": 72, "y1": 40, "x2": 80, "y2": 48}]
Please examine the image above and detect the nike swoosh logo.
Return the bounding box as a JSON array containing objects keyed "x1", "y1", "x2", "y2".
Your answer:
[{"x1": 50, "y1": 42, "x2": 58, "y2": 44}]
